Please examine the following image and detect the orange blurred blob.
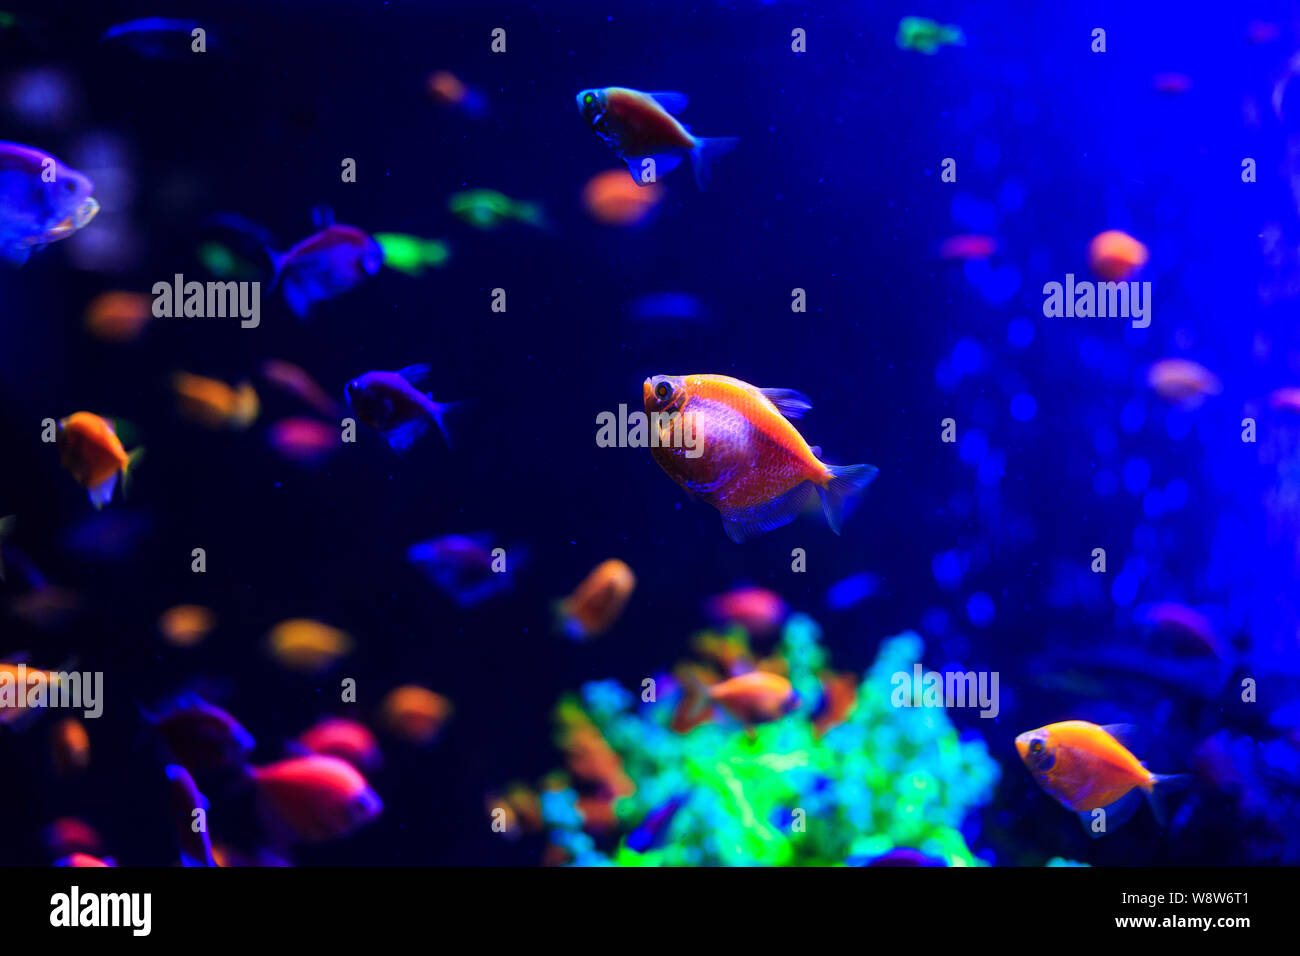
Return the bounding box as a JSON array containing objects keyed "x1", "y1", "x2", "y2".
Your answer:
[
  {"x1": 172, "y1": 372, "x2": 259, "y2": 429},
  {"x1": 555, "y1": 558, "x2": 636, "y2": 639},
  {"x1": 380, "y1": 685, "x2": 452, "y2": 744},
  {"x1": 554, "y1": 698, "x2": 634, "y2": 797},
  {"x1": 267, "y1": 618, "x2": 353, "y2": 673},
  {"x1": 250, "y1": 754, "x2": 382, "y2": 843},
  {"x1": 83, "y1": 291, "x2": 151, "y2": 343},
  {"x1": 486, "y1": 783, "x2": 543, "y2": 838},
  {"x1": 1087, "y1": 230, "x2": 1148, "y2": 281},
  {"x1": 428, "y1": 70, "x2": 467, "y2": 105},
  {"x1": 51, "y1": 718, "x2": 90, "y2": 775},
  {"x1": 938, "y1": 234, "x2": 997, "y2": 260},
  {"x1": 269, "y1": 417, "x2": 337, "y2": 464},
  {"x1": 582, "y1": 169, "x2": 662, "y2": 226},
  {"x1": 158, "y1": 604, "x2": 214, "y2": 647},
  {"x1": 1146, "y1": 358, "x2": 1222, "y2": 409}
]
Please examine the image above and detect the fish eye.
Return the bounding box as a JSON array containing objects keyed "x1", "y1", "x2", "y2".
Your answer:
[
  {"x1": 655, "y1": 382, "x2": 670, "y2": 400},
  {"x1": 64, "y1": 180, "x2": 76, "y2": 192},
  {"x1": 583, "y1": 92, "x2": 596, "y2": 107},
  {"x1": 1030, "y1": 739, "x2": 1044, "y2": 755}
]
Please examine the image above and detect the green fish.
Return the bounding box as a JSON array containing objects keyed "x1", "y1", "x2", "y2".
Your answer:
[
  {"x1": 896, "y1": 16, "x2": 965, "y2": 55},
  {"x1": 374, "y1": 233, "x2": 451, "y2": 277},
  {"x1": 448, "y1": 190, "x2": 545, "y2": 230}
]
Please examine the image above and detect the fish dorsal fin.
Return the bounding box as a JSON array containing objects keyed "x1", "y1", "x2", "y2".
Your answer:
[
  {"x1": 810, "y1": 446, "x2": 822, "y2": 457},
  {"x1": 646, "y1": 91, "x2": 689, "y2": 114},
  {"x1": 1100, "y1": 723, "x2": 1138, "y2": 750},
  {"x1": 760, "y1": 388, "x2": 813, "y2": 419},
  {"x1": 396, "y1": 364, "x2": 434, "y2": 388}
]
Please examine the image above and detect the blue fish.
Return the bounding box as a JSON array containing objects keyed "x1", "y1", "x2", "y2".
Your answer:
[
  {"x1": 0, "y1": 143, "x2": 98, "y2": 265},
  {"x1": 345, "y1": 364, "x2": 462, "y2": 453}
]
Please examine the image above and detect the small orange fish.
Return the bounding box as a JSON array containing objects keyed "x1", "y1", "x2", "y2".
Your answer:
[
  {"x1": 644, "y1": 375, "x2": 878, "y2": 542},
  {"x1": 56, "y1": 412, "x2": 143, "y2": 509},
  {"x1": 157, "y1": 604, "x2": 215, "y2": 647},
  {"x1": 1016, "y1": 720, "x2": 1187, "y2": 836},
  {"x1": 267, "y1": 618, "x2": 353, "y2": 673},
  {"x1": 582, "y1": 169, "x2": 663, "y2": 226},
  {"x1": 380, "y1": 685, "x2": 452, "y2": 744},
  {"x1": 83, "y1": 291, "x2": 151, "y2": 342},
  {"x1": 698, "y1": 670, "x2": 799, "y2": 725},
  {"x1": 1087, "y1": 230, "x2": 1148, "y2": 281},
  {"x1": 171, "y1": 372, "x2": 259, "y2": 429},
  {"x1": 50, "y1": 717, "x2": 90, "y2": 775},
  {"x1": 298, "y1": 717, "x2": 382, "y2": 772},
  {"x1": 555, "y1": 559, "x2": 636, "y2": 639},
  {"x1": 250, "y1": 754, "x2": 382, "y2": 843}
]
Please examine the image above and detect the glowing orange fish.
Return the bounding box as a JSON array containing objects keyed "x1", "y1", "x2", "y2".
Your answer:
[
  {"x1": 56, "y1": 412, "x2": 143, "y2": 509},
  {"x1": 1087, "y1": 230, "x2": 1148, "y2": 281},
  {"x1": 83, "y1": 291, "x2": 151, "y2": 342},
  {"x1": 267, "y1": 618, "x2": 353, "y2": 673},
  {"x1": 298, "y1": 717, "x2": 381, "y2": 772},
  {"x1": 582, "y1": 169, "x2": 663, "y2": 226},
  {"x1": 643, "y1": 374, "x2": 878, "y2": 542},
  {"x1": 250, "y1": 754, "x2": 382, "y2": 843},
  {"x1": 1016, "y1": 720, "x2": 1187, "y2": 836},
  {"x1": 380, "y1": 685, "x2": 452, "y2": 744},
  {"x1": 171, "y1": 372, "x2": 259, "y2": 429},
  {"x1": 50, "y1": 717, "x2": 90, "y2": 775},
  {"x1": 555, "y1": 559, "x2": 636, "y2": 639},
  {"x1": 157, "y1": 604, "x2": 214, "y2": 647},
  {"x1": 703, "y1": 671, "x2": 799, "y2": 725}
]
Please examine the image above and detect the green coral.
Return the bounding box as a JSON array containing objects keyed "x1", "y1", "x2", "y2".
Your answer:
[{"x1": 542, "y1": 613, "x2": 999, "y2": 866}]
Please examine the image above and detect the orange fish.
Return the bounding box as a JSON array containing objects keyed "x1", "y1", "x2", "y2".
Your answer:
[
  {"x1": 56, "y1": 412, "x2": 143, "y2": 509},
  {"x1": 1087, "y1": 230, "x2": 1148, "y2": 281},
  {"x1": 582, "y1": 169, "x2": 663, "y2": 226},
  {"x1": 380, "y1": 685, "x2": 452, "y2": 744},
  {"x1": 171, "y1": 372, "x2": 259, "y2": 429},
  {"x1": 576, "y1": 88, "x2": 738, "y2": 189},
  {"x1": 267, "y1": 618, "x2": 353, "y2": 673},
  {"x1": 643, "y1": 374, "x2": 878, "y2": 542},
  {"x1": 697, "y1": 670, "x2": 799, "y2": 725},
  {"x1": 157, "y1": 604, "x2": 215, "y2": 647},
  {"x1": 555, "y1": 559, "x2": 636, "y2": 639},
  {"x1": 50, "y1": 717, "x2": 90, "y2": 775},
  {"x1": 1016, "y1": 720, "x2": 1187, "y2": 837},
  {"x1": 83, "y1": 290, "x2": 151, "y2": 342}
]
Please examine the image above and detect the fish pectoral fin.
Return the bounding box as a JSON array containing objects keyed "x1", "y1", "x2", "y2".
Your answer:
[
  {"x1": 721, "y1": 482, "x2": 816, "y2": 543},
  {"x1": 383, "y1": 418, "x2": 429, "y2": 454},
  {"x1": 1076, "y1": 788, "x2": 1144, "y2": 838},
  {"x1": 759, "y1": 388, "x2": 813, "y2": 419},
  {"x1": 1145, "y1": 773, "x2": 1191, "y2": 827},
  {"x1": 645, "y1": 91, "x2": 689, "y2": 114}
]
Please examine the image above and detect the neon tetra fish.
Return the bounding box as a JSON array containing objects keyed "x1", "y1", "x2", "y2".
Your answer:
[
  {"x1": 55, "y1": 412, "x2": 143, "y2": 509},
  {"x1": 698, "y1": 671, "x2": 799, "y2": 726},
  {"x1": 554, "y1": 559, "x2": 636, "y2": 640},
  {"x1": 345, "y1": 365, "x2": 461, "y2": 453},
  {"x1": 643, "y1": 374, "x2": 878, "y2": 542},
  {"x1": 576, "y1": 88, "x2": 738, "y2": 189},
  {"x1": 1016, "y1": 720, "x2": 1188, "y2": 837},
  {"x1": 0, "y1": 142, "x2": 99, "y2": 265}
]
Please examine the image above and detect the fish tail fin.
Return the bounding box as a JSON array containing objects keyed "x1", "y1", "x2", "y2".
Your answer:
[
  {"x1": 120, "y1": 447, "x2": 145, "y2": 499},
  {"x1": 551, "y1": 599, "x2": 585, "y2": 640},
  {"x1": 0, "y1": 515, "x2": 14, "y2": 581},
  {"x1": 204, "y1": 213, "x2": 282, "y2": 289},
  {"x1": 690, "y1": 137, "x2": 739, "y2": 190},
  {"x1": 427, "y1": 398, "x2": 469, "y2": 450},
  {"x1": 816, "y1": 463, "x2": 880, "y2": 535},
  {"x1": 1144, "y1": 773, "x2": 1191, "y2": 826}
]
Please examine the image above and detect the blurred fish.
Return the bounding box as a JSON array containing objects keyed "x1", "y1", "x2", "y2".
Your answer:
[
  {"x1": 0, "y1": 514, "x2": 12, "y2": 580},
  {"x1": 4, "y1": 67, "x2": 80, "y2": 129},
  {"x1": 158, "y1": 604, "x2": 214, "y2": 647},
  {"x1": 260, "y1": 360, "x2": 338, "y2": 417},
  {"x1": 267, "y1": 619, "x2": 353, "y2": 673},
  {"x1": 812, "y1": 670, "x2": 858, "y2": 737},
  {"x1": 268, "y1": 417, "x2": 337, "y2": 464},
  {"x1": 43, "y1": 818, "x2": 102, "y2": 858},
  {"x1": 1088, "y1": 229, "x2": 1148, "y2": 281},
  {"x1": 576, "y1": 88, "x2": 737, "y2": 189},
  {"x1": 380, "y1": 685, "x2": 452, "y2": 744},
  {"x1": 1146, "y1": 358, "x2": 1222, "y2": 409},
  {"x1": 554, "y1": 559, "x2": 636, "y2": 639},
  {"x1": 627, "y1": 292, "x2": 704, "y2": 322},
  {"x1": 250, "y1": 754, "x2": 382, "y2": 843},
  {"x1": 50, "y1": 717, "x2": 89, "y2": 775},
  {"x1": 55, "y1": 853, "x2": 114, "y2": 867},
  {"x1": 56, "y1": 412, "x2": 143, "y2": 509},
  {"x1": 1138, "y1": 602, "x2": 1224, "y2": 657},
  {"x1": 825, "y1": 571, "x2": 879, "y2": 610},
  {"x1": 1247, "y1": 20, "x2": 1280, "y2": 44},
  {"x1": 896, "y1": 16, "x2": 965, "y2": 55},
  {"x1": 144, "y1": 693, "x2": 255, "y2": 773},
  {"x1": 1016, "y1": 721, "x2": 1188, "y2": 836},
  {"x1": 1268, "y1": 386, "x2": 1300, "y2": 413},
  {"x1": 938, "y1": 234, "x2": 997, "y2": 260},
  {"x1": 694, "y1": 670, "x2": 799, "y2": 725},
  {"x1": 101, "y1": 18, "x2": 205, "y2": 59},
  {"x1": 583, "y1": 169, "x2": 663, "y2": 225},
  {"x1": 297, "y1": 717, "x2": 381, "y2": 772},
  {"x1": 1153, "y1": 72, "x2": 1193, "y2": 95},
  {"x1": 0, "y1": 662, "x2": 70, "y2": 727},
  {"x1": 0, "y1": 142, "x2": 99, "y2": 264},
  {"x1": 196, "y1": 238, "x2": 264, "y2": 280},
  {"x1": 705, "y1": 586, "x2": 787, "y2": 637},
  {"x1": 165, "y1": 764, "x2": 216, "y2": 866},
  {"x1": 209, "y1": 213, "x2": 382, "y2": 318},
  {"x1": 448, "y1": 189, "x2": 545, "y2": 230},
  {"x1": 172, "y1": 372, "x2": 259, "y2": 430},
  {"x1": 554, "y1": 698, "x2": 633, "y2": 796},
  {"x1": 690, "y1": 628, "x2": 753, "y2": 674},
  {"x1": 83, "y1": 291, "x2": 151, "y2": 342},
  {"x1": 345, "y1": 365, "x2": 461, "y2": 453},
  {"x1": 374, "y1": 232, "x2": 450, "y2": 276},
  {"x1": 426, "y1": 70, "x2": 487, "y2": 117},
  {"x1": 406, "y1": 533, "x2": 522, "y2": 607},
  {"x1": 626, "y1": 795, "x2": 687, "y2": 852},
  {"x1": 643, "y1": 374, "x2": 878, "y2": 542},
  {"x1": 486, "y1": 784, "x2": 543, "y2": 839}
]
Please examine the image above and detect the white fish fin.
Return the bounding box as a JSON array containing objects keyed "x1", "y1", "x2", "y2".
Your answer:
[
  {"x1": 397, "y1": 364, "x2": 434, "y2": 388},
  {"x1": 690, "y1": 137, "x2": 739, "y2": 190},
  {"x1": 384, "y1": 418, "x2": 429, "y2": 454},
  {"x1": 1100, "y1": 723, "x2": 1138, "y2": 749},
  {"x1": 88, "y1": 474, "x2": 118, "y2": 510},
  {"x1": 646, "y1": 91, "x2": 689, "y2": 114},
  {"x1": 760, "y1": 388, "x2": 813, "y2": 419},
  {"x1": 624, "y1": 152, "x2": 684, "y2": 185},
  {"x1": 1076, "y1": 787, "x2": 1144, "y2": 838}
]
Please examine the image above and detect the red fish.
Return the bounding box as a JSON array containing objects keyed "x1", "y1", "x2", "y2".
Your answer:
[
  {"x1": 576, "y1": 88, "x2": 737, "y2": 189},
  {"x1": 250, "y1": 754, "x2": 382, "y2": 843},
  {"x1": 643, "y1": 374, "x2": 878, "y2": 542}
]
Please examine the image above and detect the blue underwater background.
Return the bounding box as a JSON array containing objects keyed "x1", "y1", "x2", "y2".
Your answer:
[{"x1": 2, "y1": 0, "x2": 1300, "y2": 866}]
